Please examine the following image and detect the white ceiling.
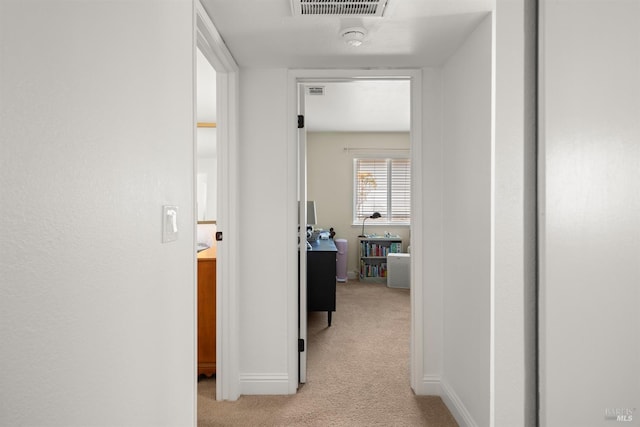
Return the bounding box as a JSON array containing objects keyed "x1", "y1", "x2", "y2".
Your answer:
[
  {"x1": 200, "y1": 0, "x2": 494, "y2": 69},
  {"x1": 199, "y1": 0, "x2": 494, "y2": 131}
]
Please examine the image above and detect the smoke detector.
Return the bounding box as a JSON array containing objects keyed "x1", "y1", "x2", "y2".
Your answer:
[{"x1": 341, "y1": 27, "x2": 367, "y2": 47}]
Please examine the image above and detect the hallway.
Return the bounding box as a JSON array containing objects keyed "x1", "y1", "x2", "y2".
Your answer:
[{"x1": 198, "y1": 281, "x2": 457, "y2": 426}]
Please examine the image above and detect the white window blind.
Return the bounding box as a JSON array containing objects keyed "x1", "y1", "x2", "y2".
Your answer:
[{"x1": 354, "y1": 158, "x2": 411, "y2": 224}]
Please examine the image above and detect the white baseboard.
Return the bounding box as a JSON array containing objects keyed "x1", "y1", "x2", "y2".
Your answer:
[
  {"x1": 239, "y1": 373, "x2": 291, "y2": 395},
  {"x1": 440, "y1": 379, "x2": 478, "y2": 427},
  {"x1": 414, "y1": 374, "x2": 443, "y2": 395}
]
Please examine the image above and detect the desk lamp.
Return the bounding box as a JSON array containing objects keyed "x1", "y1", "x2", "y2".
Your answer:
[{"x1": 359, "y1": 212, "x2": 381, "y2": 237}]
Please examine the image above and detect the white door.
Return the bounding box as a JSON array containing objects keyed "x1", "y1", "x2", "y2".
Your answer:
[{"x1": 298, "y1": 83, "x2": 308, "y2": 384}]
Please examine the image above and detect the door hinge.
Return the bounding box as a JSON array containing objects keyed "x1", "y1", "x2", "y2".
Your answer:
[
  {"x1": 298, "y1": 338, "x2": 305, "y2": 352},
  {"x1": 297, "y1": 115, "x2": 304, "y2": 129},
  {"x1": 215, "y1": 231, "x2": 223, "y2": 241}
]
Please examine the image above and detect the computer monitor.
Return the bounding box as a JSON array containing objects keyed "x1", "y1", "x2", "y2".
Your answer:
[{"x1": 306, "y1": 200, "x2": 317, "y2": 226}]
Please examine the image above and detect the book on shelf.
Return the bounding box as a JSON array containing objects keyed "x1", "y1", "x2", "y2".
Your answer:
[
  {"x1": 359, "y1": 260, "x2": 388, "y2": 278},
  {"x1": 360, "y1": 240, "x2": 402, "y2": 257}
]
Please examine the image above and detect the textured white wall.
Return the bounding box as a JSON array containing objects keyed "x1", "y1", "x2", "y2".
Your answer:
[
  {"x1": 441, "y1": 15, "x2": 493, "y2": 427},
  {"x1": 238, "y1": 68, "x2": 293, "y2": 393},
  {"x1": 307, "y1": 132, "x2": 411, "y2": 276},
  {"x1": 540, "y1": 1, "x2": 640, "y2": 426},
  {"x1": 0, "y1": 1, "x2": 195, "y2": 426}
]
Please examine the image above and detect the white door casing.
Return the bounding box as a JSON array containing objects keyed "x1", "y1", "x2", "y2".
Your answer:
[{"x1": 287, "y1": 69, "x2": 425, "y2": 394}]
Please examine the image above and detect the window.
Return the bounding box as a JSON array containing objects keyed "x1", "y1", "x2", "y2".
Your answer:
[{"x1": 354, "y1": 158, "x2": 411, "y2": 225}]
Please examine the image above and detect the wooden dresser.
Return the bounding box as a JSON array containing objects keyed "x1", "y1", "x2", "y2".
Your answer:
[{"x1": 197, "y1": 245, "x2": 216, "y2": 377}]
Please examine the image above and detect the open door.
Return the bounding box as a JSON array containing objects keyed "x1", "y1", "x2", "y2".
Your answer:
[
  {"x1": 196, "y1": 0, "x2": 241, "y2": 401},
  {"x1": 298, "y1": 83, "x2": 308, "y2": 384}
]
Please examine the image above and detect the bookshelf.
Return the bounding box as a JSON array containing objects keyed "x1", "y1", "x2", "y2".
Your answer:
[{"x1": 358, "y1": 236, "x2": 403, "y2": 283}]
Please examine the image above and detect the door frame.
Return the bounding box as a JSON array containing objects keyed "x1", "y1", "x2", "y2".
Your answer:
[
  {"x1": 287, "y1": 69, "x2": 427, "y2": 393},
  {"x1": 297, "y1": 84, "x2": 309, "y2": 384},
  {"x1": 195, "y1": 1, "x2": 241, "y2": 401}
]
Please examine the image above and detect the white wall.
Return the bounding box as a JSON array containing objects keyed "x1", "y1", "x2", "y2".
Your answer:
[
  {"x1": 0, "y1": 2, "x2": 195, "y2": 426},
  {"x1": 440, "y1": 14, "x2": 493, "y2": 427},
  {"x1": 237, "y1": 68, "x2": 294, "y2": 393},
  {"x1": 307, "y1": 132, "x2": 411, "y2": 276},
  {"x1": 540, "y1": 1, "x2": 640, "y2": 426}
]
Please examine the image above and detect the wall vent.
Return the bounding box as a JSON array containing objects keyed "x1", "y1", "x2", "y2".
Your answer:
[
  {"x1": 307, "y1": 86, "x2": 325, "y2": 96},
  {"x1": 291, "y1": 0, "x2": 389, "y2": 17}
]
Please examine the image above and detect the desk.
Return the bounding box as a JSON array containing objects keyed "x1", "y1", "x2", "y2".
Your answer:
[
  {"x1": 197, "y1": 246, "x2": 216, "y2": 376},
  {"x1": 307, "y1": 239, "x2": 337, "y2": 326}
]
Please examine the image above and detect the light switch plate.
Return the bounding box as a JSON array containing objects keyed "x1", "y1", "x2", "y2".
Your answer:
[{"x1": 162, "y1": 205, "x2": 178, "y2": 243}]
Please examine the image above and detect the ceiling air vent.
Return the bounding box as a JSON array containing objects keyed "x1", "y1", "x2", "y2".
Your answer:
[{"x1": 291, "y1": 0, "x2": 389, "y2": 17}]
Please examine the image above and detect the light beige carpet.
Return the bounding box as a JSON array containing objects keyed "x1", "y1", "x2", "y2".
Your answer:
[{"x1": 198, "y1": 280, "x2": 458, "y2": 427}]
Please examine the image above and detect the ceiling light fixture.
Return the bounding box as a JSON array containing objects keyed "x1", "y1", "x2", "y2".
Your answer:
[{"x1": 340, "y1": 27, "x2": 367, "y2": 47}]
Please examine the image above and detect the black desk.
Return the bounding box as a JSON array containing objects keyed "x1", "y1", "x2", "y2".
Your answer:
[{"x1": 307, "y1": 239, "x2": 337, "y2": 326}]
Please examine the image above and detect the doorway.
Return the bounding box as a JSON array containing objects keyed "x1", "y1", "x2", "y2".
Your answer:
[
  {"x1": 195, "y1": 1, "x2": 241, "y2": 402},
  {"x1": 292, "y1": 70, "x2": 426, "y2": 392},
  {"x1": 195, "y1": 45, "x2": 217, "y2": 387}
]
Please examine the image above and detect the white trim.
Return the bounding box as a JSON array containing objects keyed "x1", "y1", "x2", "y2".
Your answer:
[
  {"x1": 419, "y1": 67, "x2": 445, "y2": 403},
  {"x1": 489, "y1": 9, "x2": 497, "y2": 427},
  {"x1": 239, "y1": 374, "x2": 292, "y2": 395},
  {"x1": 191, "y1": 6, "x2": 198, "y2": 424},
  {"x1": 419, "y1": 374, "x2": 443, "y2": 395},
  {"x1": 286, "y1": 73, "x2": 300, "y2": 394},
  {"x1": 441, "y1": 379, "x2": 480, "y2": 427},
  {"x1": 196, "y1": 2, "x2": 238, "y2": 73},
  {"x1": 538, "y1": 0, "x2": 548, "y2": 424},
  {"x1": 492, "y1": 2, "x2": 536, "y2": 425},
  {"x1": 409, "y1": 70, "x2": 424, "y2": 395},
  {"x1": 287, "y1": 68, "x2": 424, "y2": 396},
  {"x1": 195, "y1": 1, "x2": 241, "y2": 402},
  {"x1": 191, "y1": 8, "x2": 198, "y2": 422}
]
